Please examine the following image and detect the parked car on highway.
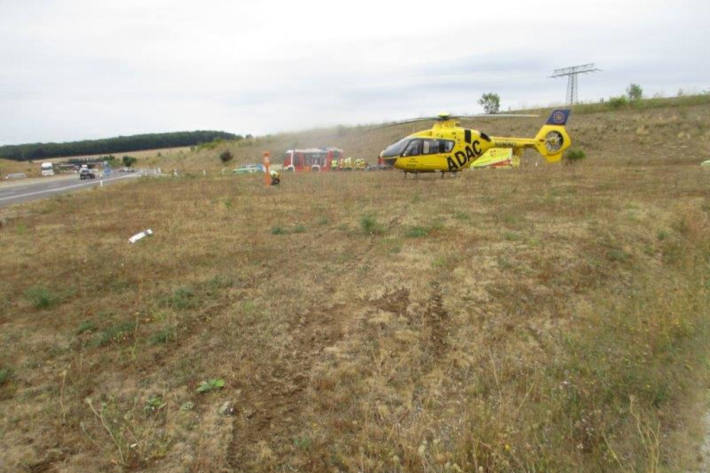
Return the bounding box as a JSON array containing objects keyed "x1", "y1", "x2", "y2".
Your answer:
[
  {"x1": 233, "y1": 163, "x2": 264, "y2": 174},
  {"x1": 79, "y1": 168, "x2": 96, "y2": 180}
]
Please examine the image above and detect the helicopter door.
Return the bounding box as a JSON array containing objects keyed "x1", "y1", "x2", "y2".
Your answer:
[
  {"x1": 437, "y1": 139, "x2": 455, "y2": 153},
  {"x1": 421, "y1": 139, "x2": 445, "y2": 170}
]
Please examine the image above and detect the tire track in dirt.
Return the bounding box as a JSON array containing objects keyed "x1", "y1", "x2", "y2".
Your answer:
[
  {"x1": 372, "y1": 283, "x2": 449, "y2": 356},
  {"x1": 425, "y1": 282, "x2": 450, "y2": 358},
  {"x1": 226, "y1": 211, "x2": 414, "y2": 470},
  {"x1": 226, "y1": 305, "x2": 344, "y2": 471}
]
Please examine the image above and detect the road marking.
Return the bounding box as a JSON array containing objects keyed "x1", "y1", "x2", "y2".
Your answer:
[{"x1": 0, "y1": 174, "x2": 138, "y2": 202}]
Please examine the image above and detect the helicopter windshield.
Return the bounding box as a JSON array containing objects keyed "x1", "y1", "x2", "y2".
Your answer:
[{"x1": 381, "y1": 138, "x2": 410, "y2": 158}]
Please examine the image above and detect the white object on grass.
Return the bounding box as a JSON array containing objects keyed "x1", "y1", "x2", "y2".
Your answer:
[{"x1": 128, "y1": 229, "x2": 153, "y2": 244}]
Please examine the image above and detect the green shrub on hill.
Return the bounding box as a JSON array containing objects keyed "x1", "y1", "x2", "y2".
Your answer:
[
  {"x1": 565, "y1": 148, "x2": 586, "y2": 163},
  {"x1": 608, "y1": 96, "x2": 628, "y2": 109}
]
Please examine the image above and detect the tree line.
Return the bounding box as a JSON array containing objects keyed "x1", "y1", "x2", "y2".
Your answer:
[{"x1": 0, "y1": 130, "x2": 241, "y2": 161}]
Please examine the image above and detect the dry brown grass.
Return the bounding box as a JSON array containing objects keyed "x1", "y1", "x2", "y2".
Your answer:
[
  {"x1": 0, "y1": 158, "x2": 43, "y2": 178},
  {"x1": 51, "y1": 146, "x2": 193, "y2": 164},
  {"x1": 1, "y1": 103, "x2": 709, "y2": 473},
  {"x1": 146, "y1": 96, "x2": 710, "y2": 174}
]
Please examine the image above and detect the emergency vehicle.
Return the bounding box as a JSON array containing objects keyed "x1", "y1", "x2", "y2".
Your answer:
[{"x1": 283, "y1": 147, "x2": 343, "y2": 172}]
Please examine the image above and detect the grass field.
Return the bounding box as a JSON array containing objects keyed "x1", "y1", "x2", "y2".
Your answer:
[{"x1": 1, "y1": 98, "x2": 709, "y2": 473}]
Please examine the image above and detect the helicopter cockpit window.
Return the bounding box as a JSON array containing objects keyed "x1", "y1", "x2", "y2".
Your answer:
[
  {"x1": 402, "y1": 139, "x2": 422, "y2": 157},
  {"x1": 381, "y1": 138, "x2": 409, "y2": 158},
  {"x1": 438, "y1": 140, "x2": 455, "y2": 153}
]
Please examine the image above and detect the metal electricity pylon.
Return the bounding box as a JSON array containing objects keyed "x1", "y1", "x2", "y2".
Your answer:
[{"x1": 551, "y1": 64, "x2": 600, "y2": 104}]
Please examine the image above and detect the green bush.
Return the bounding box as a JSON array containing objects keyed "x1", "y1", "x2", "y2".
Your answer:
[
  {"x1": 565, "y1": 148, "x2": 586, "y2": 163},
  {"x1": 608, "y1": 96, "x2": 628, "y2": 109},
  {"x1": 24, "y1": 286, "x2": 60, "y2": 309},
  {"x1": 360, "y1": 215, "x2": 384, "y2": 235},
  {"x1": 219, "y1": 150, "x2": 234, "y2": 164},
  {"x1": 122, "y1": 155, "x2": 137, "y2": 167}
]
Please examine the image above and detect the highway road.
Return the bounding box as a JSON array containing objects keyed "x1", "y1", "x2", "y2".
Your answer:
[{"x1": 0, "y1": 172, "x2": 144, "y2": 208}]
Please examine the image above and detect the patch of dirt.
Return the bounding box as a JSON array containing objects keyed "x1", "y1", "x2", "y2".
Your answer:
[
  {"x1": 370, "y1": 287, "x2": 409, "y2": 316},
  {"x1": 226, "y1": 306, "x2": 344, "y2": 471}
]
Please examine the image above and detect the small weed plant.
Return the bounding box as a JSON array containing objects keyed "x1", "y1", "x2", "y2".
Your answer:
[
  {"x1": 565, "y1": 148, "x2": 586, "y2": 163},
  {"x1": 360, "y1": 215, "x2": 384, "y2": 235},
  {"x1": 0, "y1": 367, "x2": 11, "y2": 386},
  {"x1": 94, "y1": 321, "x2": 136, "y2": 347},
  {"x1": 165, "y1": 287, "x2": 196, "y2": 310},
  {"x1": 196, "y1": 378, "x2": 225, "y2": 393},
  {"x1": 77, "y1": 320, "x2": 97, "y2": 334},
  {"x1": 144, "y1": 395, "x2": 166, "y2": 414},
  {"x1": 25, "y1": 286, "x2": 60, "y2": 309},
  {"x1": 405, "y1": 226, "x2": 429, "y2": 238}
]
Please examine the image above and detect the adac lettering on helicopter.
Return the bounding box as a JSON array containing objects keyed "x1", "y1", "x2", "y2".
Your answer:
[{"x1": 446, "y1": 141, "x2": 482, "y2": 171}]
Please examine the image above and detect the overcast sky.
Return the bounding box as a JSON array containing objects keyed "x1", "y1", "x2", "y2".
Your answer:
[{"x1": 1, "y1": 0, "x2": 709, "y2": 144}]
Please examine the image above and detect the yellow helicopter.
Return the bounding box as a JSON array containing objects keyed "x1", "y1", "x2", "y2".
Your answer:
[{"x1": 378, "y1": 109, "x2": 572, "y2": 175}]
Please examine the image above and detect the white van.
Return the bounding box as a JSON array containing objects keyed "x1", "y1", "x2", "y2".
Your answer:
[{"x1": 40, "y1": 162, "x2": 54, "y2": 176}]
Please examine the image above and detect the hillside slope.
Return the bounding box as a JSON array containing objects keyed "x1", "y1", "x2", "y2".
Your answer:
[{"x1": 148, "y1": 96, "x2": 710, "y2": 172}]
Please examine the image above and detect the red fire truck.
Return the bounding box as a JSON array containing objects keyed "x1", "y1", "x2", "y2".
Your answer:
[{"x1": 283, "y1": 147, "x2": 343, "y2": 172}]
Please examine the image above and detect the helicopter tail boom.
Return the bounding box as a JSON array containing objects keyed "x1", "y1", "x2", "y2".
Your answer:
[{"x1": 490, "y1": 109, "x2": 572, "y2": 163}]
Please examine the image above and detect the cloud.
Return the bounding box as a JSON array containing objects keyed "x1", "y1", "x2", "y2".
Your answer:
[{"x1": 1, "y1": 0, "x2": 709, "y2": 144}]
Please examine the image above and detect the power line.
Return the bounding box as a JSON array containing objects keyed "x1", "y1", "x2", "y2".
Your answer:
[{"x1": 550, "y1": 64, "x2": 600, "y2": 104}]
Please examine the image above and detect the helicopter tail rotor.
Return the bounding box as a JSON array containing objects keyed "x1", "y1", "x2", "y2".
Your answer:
[{"x1": 532, "y1": 110, "x2": 572, "y2": 162}]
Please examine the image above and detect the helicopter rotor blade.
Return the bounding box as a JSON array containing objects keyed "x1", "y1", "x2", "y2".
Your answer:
[
  {"x1": 456, "y1": 113, "x2": 539, "y2": 119},
  {"x1": 374, "y1": 117, "x2": 440, "y2": 129},
  {"x1": 368, "y1": 113, "x2": 539, "y2": 130},
  {"x1": 369, "y1": 112, "x2": 539, "y2": 130}
]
